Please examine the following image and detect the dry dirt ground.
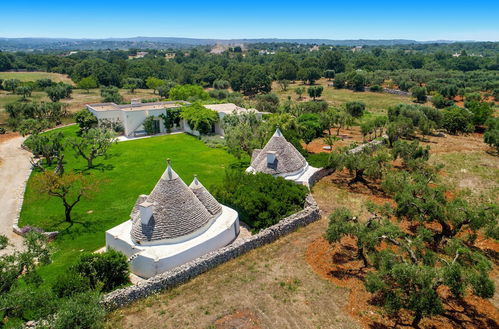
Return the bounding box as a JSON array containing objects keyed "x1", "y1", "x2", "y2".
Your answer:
[
  {"x1": 106, "y1": 216, "x2": 359, "y2": 329},
  {"x1": 0, "y1": 134, "x2": 31, "y2": 255}
]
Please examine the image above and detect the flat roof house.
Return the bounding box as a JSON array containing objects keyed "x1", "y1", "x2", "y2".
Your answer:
[
  {"x1": 86, "y1": 100, "x2": 263, "y2": 137},
  {"x1": 86, "y1": 100, "x2": 188, "y2": 137}
]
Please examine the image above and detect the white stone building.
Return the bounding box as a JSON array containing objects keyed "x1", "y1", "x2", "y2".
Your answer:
[
  {"x1": 86, "y1": 100, "x2": 262, "y2": 137},
  {"x1": 246, "y1": 128, "x2": 320, "y2": 185},
  {"x1": 106, "y1": 160, "x2": 240, "y2": 278}
]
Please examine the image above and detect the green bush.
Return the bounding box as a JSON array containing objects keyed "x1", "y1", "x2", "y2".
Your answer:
[
  {"x1": 211, "y1": 170, "x2": 308, "y2": 231},
  {"x1": 52, "y1": 291, "x2": 105, "y2": 329},
  {"x1": 180, "y1": 102, "x2": 218, "y2": 135},
  {"x1": 369, "y1": 85, "x2": 383, "y2": 92},
  {"x1": 52, "y1": 271, "x2": 91, "y2": 298},
  {"x1": 442, "y1": 106, "x2": 474, "y2": 134},
  {"x1": 0, "y1": 234, "x2": 8, "y2": 250},
  {"x1": 484, "y1": 117, "x2": 499, "y2": 152},
  {"x1": 345, "y1": 101, "x2": 366, "y2": 118},
  {"x1": 72, "y1": 249, "x2": 130, "y2": 292},
  {"x1": 143, "y1": 115, "x2": 159, "y2": 135},
  {"x1": 255, "y1": 93, "x2": 280, "y2": 112},
  {"x1": 169, "y1": 84, "x2": 209, "y2": 101}
]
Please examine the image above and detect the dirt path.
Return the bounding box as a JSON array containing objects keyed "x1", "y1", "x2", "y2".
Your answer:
[{"x1": 0, "y1": 136, "x2": 31, "y2": 255}]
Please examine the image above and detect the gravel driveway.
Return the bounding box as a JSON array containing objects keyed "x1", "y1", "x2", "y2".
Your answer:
[{"x1": 0, "y1": 136, "x2": 31, "y2": 255}]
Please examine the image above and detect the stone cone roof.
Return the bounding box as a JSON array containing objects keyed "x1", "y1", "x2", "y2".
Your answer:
[
  {"x1": 130, "y1": 160, "x2": 213, "y2": 243},
  {"x1": 189, "y1": 176, "x2": 222, "y2": 216},
  {"x1": 250, "y1": 128, "x2": 307, "y2": 175}
]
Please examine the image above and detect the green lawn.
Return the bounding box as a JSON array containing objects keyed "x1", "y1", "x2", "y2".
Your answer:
[{"x1": 19, "y1": 125, "x2": 239, "y2": 283}]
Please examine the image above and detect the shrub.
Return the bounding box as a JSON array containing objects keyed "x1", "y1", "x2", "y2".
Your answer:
[
  {"x1": 307, "y1": 85, "x2": 324, "y2": 100},
  {"x1": 333, "y1": 73, "x2": 347, "y2": 89},
  {"x1": 52, "y1": 291, "x2": 105, "y2": 329},
  {"x1": 0, "y1": 234, "x2": 8, "y2": 250},
  {"x1": 484, "y1": 117, "x2": 499, "y2": 152},
  {"x1": 211, "y1": 171, "x2": 308, "y2": 231},
  {"x1": 45, "y1": 84, "x2": 72, "y2": 102},
  {"x1": 411, "y1": 86, "x2": 427, "y2": 103},
  {"x1": 142, "y1": 115, "x2": 159, "y2": 135},
  {"x1": 52, "y1": 272, "x2": 91, "y2": 298},
  {"x1": 208, "y1": 89, "x2": 229, "y2": 100},
  {"x1": 0, "y1": 127, "x2": 5, "y2": 134},
  {"x1": 72, "y1": 249, "x2": 130, "y2": 292},
  {"x1": 255, "y1": 93, "x2": 280, "y2": 112},
  {"x1": 181, "y1": 103, "x2": 219, "y2": 135},
  {"x1": 349, "y1": 72, "x2": 366, "y2": 91},
  {"x1": 369, "y1": 85, "x2": 383, "y2": 92},
  {"x1": 169, "y1": 84, "x2": 209, "y2": 101},
  {"x1": 297, "y1": 100, "x2": 328, "y2": 113},
  {"x1": 466, "y1": 101, "x2": 494, "y2": 126},
  {"x1": 442, "y1": 106, "x2": 474, "y2": 134},
  {"x1": 431, "y1": 93, "x2": 453, "y2": 109},
  {"x1": 213, "y1": 79, "x2": 230, "y2": 89},
  {"x1": 345, "y1": 101, "x2": 366, "y2": 118},
  {"x1": 100, "y1": 86, "x2": 123, "y2": 103}
]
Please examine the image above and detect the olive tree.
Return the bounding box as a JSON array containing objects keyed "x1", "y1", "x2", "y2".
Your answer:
[{"x1": 69, "y1": 128, "x2": 116, "y2": 168}]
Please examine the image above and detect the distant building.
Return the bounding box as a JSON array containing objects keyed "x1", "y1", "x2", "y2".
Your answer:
[
  {"x1": 164, "y1": 53, "x2": 176, "y2": 60},
  {"x1": 128, "y1": 51, "x2": 148, "y2": 59},
  {"x1": 258, "y1": 49, "x2": 275, "y2": 55},
  {"x1": 351, "y1": 46, "x2": 363, "y2": 52},
  {"x1": 246, "y1": 128, "x2": 320, "y2": 185},
  {"x1": 106, "y1": 160, "x2": 240, "y2": 278},
  {"x1": 309, "y1": 45, "x2": 320, "y2": 52}
]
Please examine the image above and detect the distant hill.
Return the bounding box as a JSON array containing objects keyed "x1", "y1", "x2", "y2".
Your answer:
[{"x1": 0, "y1": 37, "x2": 463, "y2": 51}]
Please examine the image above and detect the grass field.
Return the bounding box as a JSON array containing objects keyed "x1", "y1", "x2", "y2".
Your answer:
[
  {"x1": 19, "y1": 125, "x2": 239, "y2": 283},
  {"x1": 0, "y1": 72, "x2": 74, "y2": 84},
  {"x1": 271, "y1": 78, "x2": 424, "y2": 115}
]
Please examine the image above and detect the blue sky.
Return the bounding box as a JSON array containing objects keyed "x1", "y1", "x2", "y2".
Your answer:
[{"x1": 1, "y1": 0, "x2": 498, "y2": 41}]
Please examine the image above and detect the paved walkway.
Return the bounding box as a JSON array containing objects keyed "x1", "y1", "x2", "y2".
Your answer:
[{"x1": 0, "y1": 136, "x2": 31, "y2": 255}]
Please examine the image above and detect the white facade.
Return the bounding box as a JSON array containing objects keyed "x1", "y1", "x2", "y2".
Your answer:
[
  {"x1": 106, "y1": 205, "x2": 239, "y2": 278},
  {"x1": 86, "y1": 101, "x2": 263, "y2": 137}
]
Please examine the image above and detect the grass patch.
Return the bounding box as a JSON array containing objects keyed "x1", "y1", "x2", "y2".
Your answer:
[
  {"x1": 272, "y1": 78, "x2": 419, "y2": 115},
  {"x1": 431, "y1": 151, "x2": 499, "y2": 203},
  {"x1": 0, "y1": 71, "x2": 74, "y2": 84},
  {"x1": 19, "y1": 125, "x2": 239, "y2": 283}
]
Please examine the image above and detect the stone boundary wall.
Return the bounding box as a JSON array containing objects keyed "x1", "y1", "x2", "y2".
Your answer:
[
  {"x1": 363, "y1": 86, "x2": 412, "y2": 97},
  {"x1": 101, "y1": 183, "x2": 327, "y2": 310}
]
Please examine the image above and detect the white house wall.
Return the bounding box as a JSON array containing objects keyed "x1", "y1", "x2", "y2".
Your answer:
[{"x1": 106, "y1": 205, "x2": 239, "y2": 278}]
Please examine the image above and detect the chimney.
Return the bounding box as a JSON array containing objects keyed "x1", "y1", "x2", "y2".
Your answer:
[
  {"x1": 139, "y1": 201, "x2": 154, "y2": 225},
  {"x1": 266, "y1": 151, "x2": 276, "y2": 164}
]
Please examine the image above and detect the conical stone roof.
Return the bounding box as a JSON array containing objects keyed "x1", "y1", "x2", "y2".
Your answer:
[
  {"x1": 250, "y1": 128, "x2": 307, "y2": 175},
  {"x1": 189, "y1": 176, "x2": 222, "y2": 216},
  {"x1": 130, "y1": 160, "x2": 213, "y2": 243}
]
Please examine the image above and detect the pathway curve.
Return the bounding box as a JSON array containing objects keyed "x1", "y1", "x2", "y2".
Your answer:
[{"x1": 0, "y1": 136, "x2": 31, "y2": 255}]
